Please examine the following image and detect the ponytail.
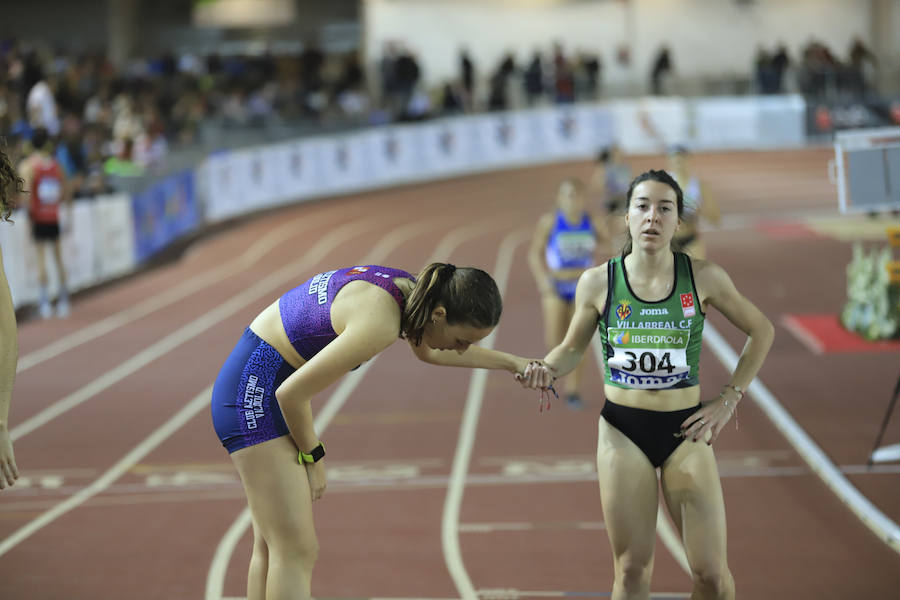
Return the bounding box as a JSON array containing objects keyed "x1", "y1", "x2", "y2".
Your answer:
[{"x1": 401, "y1": 263, "x2": 502, "y2": 345}]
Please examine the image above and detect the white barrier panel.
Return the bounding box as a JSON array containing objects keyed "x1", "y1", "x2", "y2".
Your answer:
[
  {"x1": 198, "y1": 97, "x2": 806, "y2": 224},
  {"x1": 0, "y1": 212, "x2": 33, "y2": 308},
  {"x1": 365, "y1": 125, "x2": 422, "y2": 183},
  {"x1": 60, "y1": 203, "x2": 97, "y2": 292},
  {"x1": 204, "y1": 152, "x2": 243, "y2": 222},
  {"x1": 316, "y1": 135, "x2": 369, "y2": 195},
  {"x1": 473, "y1": 112, "x2": 534, "y2": 166},
  {"x1": 610, "y1": 97, "x2": 691, "y2": 154},
  {"x1": 693, "y1": 95, "x2": 806, "y2": 150},
  {"x1": 92, "y1": 194, "x2": 136, "y2": 281},
  {"x1": 419, "y1": 119, "x2": 477, "y2": 176}
]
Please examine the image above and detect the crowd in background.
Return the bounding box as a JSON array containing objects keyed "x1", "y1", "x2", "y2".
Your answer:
[{"x1": 0, "y1": 35, "x2": 888, "y2": 198}]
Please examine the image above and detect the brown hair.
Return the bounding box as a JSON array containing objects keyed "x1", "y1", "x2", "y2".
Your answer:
[
  {"x1": 401, "y1": 263, "x2": 502, "y2": 346},
  {"x1": 0, "y1": 145, "x2": 24, "y2": 223},
  {"x1": 621, "y1": 169, "x2": 684, "y2": 256}
]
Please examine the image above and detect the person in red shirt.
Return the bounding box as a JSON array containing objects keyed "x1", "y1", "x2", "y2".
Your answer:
[{"x1": 18, "y1": 128, "x2": 71, "y2": 318}]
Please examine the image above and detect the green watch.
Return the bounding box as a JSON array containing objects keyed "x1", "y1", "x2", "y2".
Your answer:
[{"x1": 299, "y1": 441, "x2": 326, "y2": 464}]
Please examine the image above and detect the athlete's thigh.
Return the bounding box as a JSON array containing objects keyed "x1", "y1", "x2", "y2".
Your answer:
[
  {"x1": 659, "y1": 439, "x2": 727, "y2": 568},
  {"x1": 597, "y1": 417, "x2": 659, "y2": 559},
  {"x1": 541, "y1": 295, "x2": 570, "y2": 346},
  {"x1": 232, "y1": 435, "x2": 317, "y2": 546}
]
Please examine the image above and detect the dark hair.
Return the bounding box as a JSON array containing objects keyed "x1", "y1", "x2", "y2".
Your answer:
[
  {"x1": 596, "y1": 147, "x2": 611, "y2": 163},
  {"x1": 621, "y1": 169, "x2": 684, "y2": 256},
  {"x1": 31, "y1": 127, "x2": 51, "y2": 152},
  {"x1": 0, "y1": 145, "x2": 24, "y2": 223},
  {"x1": 401, "y1": 263, "x2": 502, "y2": 346}
]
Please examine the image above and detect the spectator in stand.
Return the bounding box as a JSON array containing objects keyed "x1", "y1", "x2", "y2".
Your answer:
[
  {"x1": 459, "y1": 48, "x2": 475, "y2": 112},
  {"x1": 650, "y1": 46, "x2": 673, "y2": 96},
  {"x1": 553, "y1": 43, "x2": 575, "y2": 104},
  {"x1": 25, "y1": 67, "x2": 60, "y2": 137},
  {"x1": 523, "y1": 51, "x2": 544, "y2": 106}
]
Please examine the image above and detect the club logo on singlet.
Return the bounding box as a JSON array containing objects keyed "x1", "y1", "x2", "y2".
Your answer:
[
  {"x1": 347, "y1": 266, "x2": 369, "y2": 276},
  {"x1": 615, "y1": 300, "x2": 632, "y2": 320},
  {"x1": 681, "y1": 293, "x2": 696, "y2": 317},
  {"x1": 243, "y1": 375, "x2": 265, "y2": 430}
]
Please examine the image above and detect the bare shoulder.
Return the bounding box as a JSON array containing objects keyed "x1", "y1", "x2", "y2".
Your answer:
[
  {"x1": 332, "y1": 281, "x2": 403, "y2": 341},
  {"x1": 688, "y1": 257, "x2": 734, "y2": 302},
  {"x1": 577, "y1": 262, "x2": 609, "y2": 296}
]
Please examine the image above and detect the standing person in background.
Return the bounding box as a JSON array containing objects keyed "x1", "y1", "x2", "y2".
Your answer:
[
  {"x1": 650, "y1": 46, "x2": 672, "y2": 95},
  {"x1": 212, "y1": 262, "x2": 539, "y2": 600},
  {"x1": 520, "y1": 170, "x2": 774, "y2": 600},
  {"x1": 459, "y1": 48, "x2": 475, "y2": 112},
  {"x1": 668, "y1": 146, "x2": 720, "y2": 259},
  {"x1": 17, "y1": 127, "x2": 71, "y2": 318},
  {"x1": 0, "y1": 144, "x2": 23, "y2": 490},
  {"x1": 590, "y1": 145, "x2": 632, "y2": 251},
  {"x1": 529, "y1": 178, "x2": 608, "y2": 409}
]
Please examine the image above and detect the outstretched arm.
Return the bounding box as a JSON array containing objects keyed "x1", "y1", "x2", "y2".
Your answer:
[
  {"x1": 410, "y1": 340, "x2": 530, "y2": 374},
  {"x1": 0, "y1": 247, "x2": 19, "y2": 490}
]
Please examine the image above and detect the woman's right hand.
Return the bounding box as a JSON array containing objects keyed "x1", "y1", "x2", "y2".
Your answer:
[
  {"x1": 516, "y1": 360, "x2": 556, "y2": 390},
  {"x1": 305, "y1": 461, "x2": 327, "y2": 501}
]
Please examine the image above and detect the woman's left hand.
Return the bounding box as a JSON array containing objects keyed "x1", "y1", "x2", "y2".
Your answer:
[{"x1": 680, "y1": 396, "x2": 736, "y2": 445}]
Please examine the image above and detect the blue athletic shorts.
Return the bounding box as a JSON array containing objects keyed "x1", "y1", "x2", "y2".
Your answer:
[
  {"x1": 211, "y1": 328, "x2": 295, "y2": 453},
  {"x1": 552, "y1": 279, "x2": 578, "y2": 303}
]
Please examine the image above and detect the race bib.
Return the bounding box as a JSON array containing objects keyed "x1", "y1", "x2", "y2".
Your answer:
[
  {"x1": 607, "y1": 327, "x2": 692, "y2": 389},
  {"x1": 37, "y1": 178, "x2": 62, "y2": 205}
]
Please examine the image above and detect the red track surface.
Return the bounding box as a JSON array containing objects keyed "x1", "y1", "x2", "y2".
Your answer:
[{"x1": 3, "y1": 149, "x2": 899, "y2": 599}]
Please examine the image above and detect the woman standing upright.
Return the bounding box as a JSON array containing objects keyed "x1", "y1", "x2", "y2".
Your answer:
[
  {"x1": 521, "y1": 170, "x2": 773, "y2": 599},
  {"x1": 528, "y1": 178, "x2": 607, "y2": 409}
]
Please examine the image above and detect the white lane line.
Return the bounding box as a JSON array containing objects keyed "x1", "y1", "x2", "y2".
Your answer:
[
  {"x1": 0, "y1": 385, "x2": 212, "y2": 557},
  {"x1": 459, "y1": 521, "x2": 605, "y2": 533},
  {"x1": 206, "y1": 217, "x2": 511, "y2": 600},
  {"x1": 17, "y1": 211, "x2": 334, "y2": 373},
  {"x1": 589, "y1": 336, "x2": 691, "y2": 575},
  {"x1": 442, "y1": 229, "x2": 527, "y2": 600},
  {"x1": 703, "y1": 322, "x2": 900, "y2": 554},
  {"x1": 10, "y1": 217, "x2": 384, "y2": 442}
]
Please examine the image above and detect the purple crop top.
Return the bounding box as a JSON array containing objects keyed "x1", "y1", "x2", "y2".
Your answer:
[{"x1": 278, "y1": 265, "x2": 415, "y2": 361}]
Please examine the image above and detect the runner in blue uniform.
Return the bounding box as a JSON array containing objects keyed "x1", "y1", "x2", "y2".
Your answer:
[{"x1": 529, "y1": 178, "x2": 607, "y2": 409}]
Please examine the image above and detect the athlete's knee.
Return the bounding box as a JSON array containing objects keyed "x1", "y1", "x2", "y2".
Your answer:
[
  {"x1": 614, "y1": 555, "x2": 652, "y2": 591},
  {"x1": 268, "y1": 530, "x2": 319, "y2": 566},
  {"x1": 252, "y1": 529, "x2": 269, "y2": 559},
  {"x1": 691, "y1": 563, "x2": 732, "y2": 596}
]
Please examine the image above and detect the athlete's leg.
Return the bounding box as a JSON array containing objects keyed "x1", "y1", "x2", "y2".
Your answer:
[
  {"x1": 660, "y1": 440, "x2": 734, "y2": 600},
  {"x1": 34, "y1": 241, "x2": 51, "y2": 318},
  {"x1": 34, "y1": 241, "x2": 49, "y2": 288},
  {"x1": 565, "y1": 301, "x2": 586, "y2": 398},
  {"x1": 51, "y1": 237, "x2": 69, "y2": 315},
  {"x1": 246, "y1": 519, "x2": 269, "y2": 600},
  {"x1": 542, "y1": 293, "x2": 583, "y2": 407},
  {"x1": 51, "y1": 237, "x2": 68, "y2": 292},
  {"x1": 232, "y1": 435, "x2": 318, "y2": 600},
  {"x1": 597, "y1": 417, "x2": 659, "y2": 600}
]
